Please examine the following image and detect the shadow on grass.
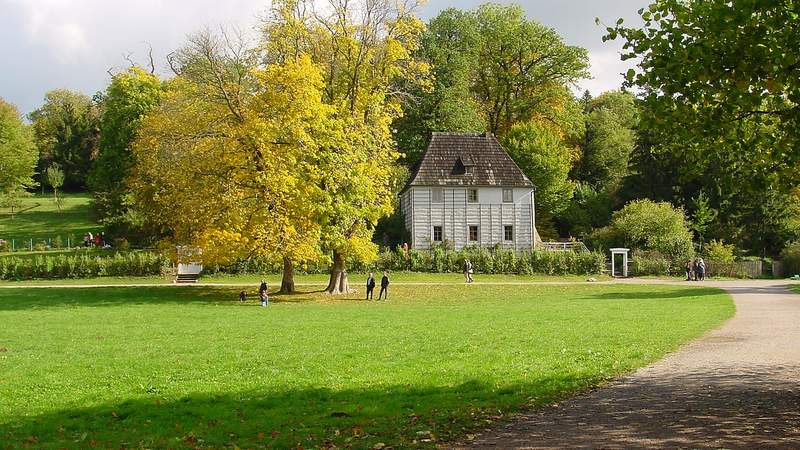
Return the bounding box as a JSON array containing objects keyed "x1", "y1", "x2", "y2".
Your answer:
[
  {"x1": 0, "y1": 376, "x2": 591, "y2": 449},
  {"x1": 585, "y1": 287, "x2": 724, "y2": 301},
  {"x1": 0, "y1": 286, "x2": 362, "y2": 311}
]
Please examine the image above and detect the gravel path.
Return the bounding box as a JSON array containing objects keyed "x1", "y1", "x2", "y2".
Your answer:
[{"x1": 456, "y1": 279, "x2": 800, "y2": 449}]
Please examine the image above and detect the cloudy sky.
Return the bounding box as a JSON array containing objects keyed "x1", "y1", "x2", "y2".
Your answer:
[{"x1": 0, "y1": 0, "x2": 647, "y2": 115}]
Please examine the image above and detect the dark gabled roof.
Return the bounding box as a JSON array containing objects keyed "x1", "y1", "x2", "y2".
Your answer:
[{"x1": 402, "y1": 132, "x2": 533, "y2": 191}]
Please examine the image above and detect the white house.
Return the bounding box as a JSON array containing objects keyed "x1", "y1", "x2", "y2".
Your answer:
[{"x1": 400, "y1": 132, "x2": 541, "y2": 251}]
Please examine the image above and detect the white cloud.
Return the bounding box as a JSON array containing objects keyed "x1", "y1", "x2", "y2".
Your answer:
[{"x1": 577, "y1": 48, "x2": 637, "y2": 96}]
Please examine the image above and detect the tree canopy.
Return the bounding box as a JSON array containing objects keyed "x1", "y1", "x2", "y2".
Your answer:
[
  {"x1": 28, "y1": 89, "x2": 99, "y2": 191},
  {"x1": 0, "y1": 99, "x2": 37, "y2": 214}
]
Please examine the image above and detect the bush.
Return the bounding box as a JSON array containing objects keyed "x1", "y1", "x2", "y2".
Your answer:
[
  {"x1": 781, "y1": 242, "x2": 800, "y2": 276},
  {"x1": 704, "y1": 239, "x2": 735, "y2": 263},
  {"x1": 0, "y1": 251, "x2": 171, "y2": 280},
  {"x1": 629, "y1": 251, "x2": 672, "y2": 276},
  {"x1": 605, "y1": 199, "x2": 694, "y2": 262}
]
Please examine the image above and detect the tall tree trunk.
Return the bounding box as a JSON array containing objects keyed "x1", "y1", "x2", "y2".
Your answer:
[
  {"x1": 325, "y1": 251, "x2": 350, "y2": 294},
  {"x1": 280, "y1": 257, "x2": 295, "y2": 294}
]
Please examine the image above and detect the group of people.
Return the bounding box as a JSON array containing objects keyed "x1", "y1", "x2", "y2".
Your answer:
[
  {"x1": 365, "y1": 271, "x2": 390, "y2": 300},
  {"x1": 686, "y1": 257, "x2": 707, "y2": 281},
  {"x1": 239, "y1": 280, "x2": 270, "y2": 306},
  {"x1": 82, "y1": 231, "x2": 106, "y2": 248}
]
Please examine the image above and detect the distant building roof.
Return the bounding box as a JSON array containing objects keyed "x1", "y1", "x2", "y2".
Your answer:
[{"x1": 403, "y1": 132, "x2": 533, "y2": 191}]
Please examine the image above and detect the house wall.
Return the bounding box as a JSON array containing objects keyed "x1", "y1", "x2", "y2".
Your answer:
[{"x1": 401, "y1": 186, "x2": 537, "y2": 251}]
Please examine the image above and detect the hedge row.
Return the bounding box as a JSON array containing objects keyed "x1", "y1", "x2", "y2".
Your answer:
[
  {"x1": 1, "y1": 247, "x2": 606, "y2": 281},
  {"x1": 0, "y1": 252, "x2": 171, "y2": 280},
  {"x1": 206, "y1": 247, "x2": 607, "y2": 276}
]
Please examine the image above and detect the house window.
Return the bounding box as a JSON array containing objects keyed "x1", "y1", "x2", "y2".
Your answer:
[
  {"x1": 504, "y1": 225, "x2": 514, "y2": 241},
  {"x1": 431, "y1": 188, "x2": 443, "y2": 203},
  {"x1": 465, "y1": 166, "x2": 474, "y2": 175},
  {"x1": 503, "y1": 188, "x2": 513, "y2": 203},
  {"x1": 433, "y1": 226, "x2": 443, "y2": 242},
  {"x1": 467, "y1": 189, "x2": 478, "y2": 203},
  {"x1": 468, "y1": 225, "x2": 479, "y2": 242}
]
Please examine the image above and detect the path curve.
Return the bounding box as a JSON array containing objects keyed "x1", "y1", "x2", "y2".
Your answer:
[{"x1": 456, "y1": 279, "x2": 800, "y2": 449}]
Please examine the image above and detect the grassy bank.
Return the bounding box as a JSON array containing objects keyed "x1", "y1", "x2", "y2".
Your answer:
[{"x1": 0, "y1": 193, "x2": 97, "y2": 244}]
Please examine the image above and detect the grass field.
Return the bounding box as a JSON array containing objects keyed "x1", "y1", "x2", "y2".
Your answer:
[
  {"x1": 0, "y1": 193, "x2": 97, "y2": 244},
  {"x1": 0, "y1": 283, "x2": 733, "y2": 449}
]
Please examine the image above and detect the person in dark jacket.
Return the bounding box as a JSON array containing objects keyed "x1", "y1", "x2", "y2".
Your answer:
[
  {"x1": 259, "y1": 280, "x2": 268, "y2": 295},
  {"x1": 378, "y1": 271, "x2": 390, "y2": 301},
  {"x1": 366, "y1": 272, "x2": 376, "y2": 300}
]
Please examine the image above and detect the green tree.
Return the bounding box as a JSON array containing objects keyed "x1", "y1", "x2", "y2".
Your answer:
[
  {"x1": 0, "y1": 99, "x2": 37, "y2": 218},
  {"x1": 473, "y1": 3, "x2": 589, "y2": 136},
  {"x1": 394, "y1": 8, "x2": 484, "y2": 163},
  {"x1": 28, "y1": 89, "x2": 99, "y2": 191},
  {"x1": 89, "y1": 68, "x2": 162, "y2": 234},
  {"x1": 607, "y1": 0, "x2": 800, "y2": 255},
  {"x1": 689, "y1": 191, "x2": 717, "y2": 251},
  {"x1": 503, "y1": 121, "x2": 573, "y2": 236},
  {"x1": 579, "y1": 90, "x2": 638, "y2": 191},
  {"x1": 45, "y1": 163, "x2": 65, "y2": 210}
]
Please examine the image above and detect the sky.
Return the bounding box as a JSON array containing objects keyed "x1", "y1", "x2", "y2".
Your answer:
[{"x1": 0, "y1": 0, "x2": 648, "y2": 116}]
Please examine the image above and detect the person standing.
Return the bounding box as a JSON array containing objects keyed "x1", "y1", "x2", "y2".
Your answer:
[
  {"x1": 697, "y1": 258, "x2": 706, "y2": 281},
  {"x1": 378, "y1": 271, "x2": 390, "y2": 301},
  {"x1": 239, "y1": 290, "x2": 247, "y2": 302},
  {"x1": 686, "y1": 260, "x2": 694, "y2": 281},
  {"x1": 366, "y1": 272, "x2": 376, "y2": 300},
  {"x1": 259, "y1": 280, "x2": 268, "y2": 306}
]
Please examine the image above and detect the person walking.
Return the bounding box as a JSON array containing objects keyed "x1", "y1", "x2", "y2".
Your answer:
[
  {"x1": 464, "y1": 259, "x2": 474, "y2": 283},
  {"x1": 366, "y1": 272, "x2": 376, "y2": 300},
  {"x1": 686, "y1": 259, "x2": 694, "y2": 281},
  {"x1": 378, "y1": 270, "x2": 390, "y2": 301}
]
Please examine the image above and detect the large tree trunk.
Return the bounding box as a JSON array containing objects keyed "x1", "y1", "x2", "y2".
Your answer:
[
  {"x1": 325, "y1": 251, "x2": 350, "y2": 294},
  {"x1": 280, "y1": 257, "x2": 295, "y2": 294}
]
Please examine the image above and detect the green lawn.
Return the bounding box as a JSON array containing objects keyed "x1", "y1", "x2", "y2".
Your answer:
[
  {"x1": 0, "y1": 283, "x2": 733, "y2": 448},
  {"x1": 0, "y1": 193, "x2": 97, "y2": 245}
]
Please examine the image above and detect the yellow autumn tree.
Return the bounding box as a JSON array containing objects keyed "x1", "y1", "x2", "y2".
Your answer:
[
  {"x1": 265, "y1": 0, "x2": 430, "y2": 293},
  {"x1": 130, "y1": 34, "x2": 336, "y2": 293}
]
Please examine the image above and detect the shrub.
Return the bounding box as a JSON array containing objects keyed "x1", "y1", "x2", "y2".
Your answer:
[
  {"x1": 629, "y1": 251, "x2": 672, "y2": 276},
  {"x1": 608, "y1": 199, "x2": 694, "y2": 262},
  {"x1": 0, "y1": 251, "x2": 170, "y2": 281},
  {"x1": 704, "y1": 239, "x2": 735, "y2": 263},
  {"x1": 781, "y1": 242, "x2": 800, "y2": 276}
]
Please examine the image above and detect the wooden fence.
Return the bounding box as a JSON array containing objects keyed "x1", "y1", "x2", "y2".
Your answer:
[{"x1": 704, "y1": 260, "x2": 763, "y2": 279}]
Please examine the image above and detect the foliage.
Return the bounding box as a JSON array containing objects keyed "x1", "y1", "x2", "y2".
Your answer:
[
  {"x1": 0, "y1": 99, "x2": 37, "y2": 216},
  {"x1": 607, "y1": 199, "x2": 694, "y2": 262},
  {"x1": 689, "y1": 191, "x2": 717, "y2": 249},
  {"x1": 557, "y1": 182, "x2": 615, "y2": 238},
  {"x1": 394, "y1": 3, "x2": 589, "y2": 163},
  {"x1": 704, "y1": 239, "x2": 736, "y2": 264},
  {"x1": 89, "y1": 68, "x2": 162, "y2": 234},
  {"x1": 0, "y1": 284, "x2": 732, "y2": 448},
  {"x1": 394, "y1": 8, "x2": 485, "y2": 163},
  {"x1": 629, "y1": 251, "x2": 672, "y2": 276},
  {"x1": 781, "y1": 242, "x2": 800, "y2": 276},
  {"x1": 579, "y1": 90, "x2": 638, "y2": 192},
  {"x1": 44, "y1": 163, "x2": 65, "y2": 210},
  {"x1": 28, "y1": 89, "x2": 99, "y2": 190},
  {"x1": 608, "y1": 0, "x2": 800, "y2": 256},
  {"x1": 131, "y1": 51, "x2": 326, "y2": 271},
  {"x1": 503, "y1": 122, "x2": 574, "y2": 222},
  {"x1": 471, "y1": 3, "x2": 589, "y2": 135},
  {"x1": 0, "y1": 251, "x2": 169, "y2": 280}
]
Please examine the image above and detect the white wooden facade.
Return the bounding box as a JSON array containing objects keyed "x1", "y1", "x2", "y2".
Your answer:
[{"x1": 401, "y1": 186, "x2": 538, "y2": 250}]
